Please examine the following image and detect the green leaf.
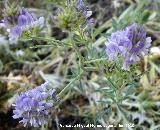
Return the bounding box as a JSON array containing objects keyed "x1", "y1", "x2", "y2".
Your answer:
[
  {"x1": 0, "y1": 91, "x2": 13, "y2": 101},
  {"x1": 0, "y1": 60, "x2": 3, "y2": 73},
  {"x1": 112, "y1": 18, "x2": 118, "y2": 30},
  {"x1": 76, "y1": 80, "x2": 85, "y2": 93},
  {"x1": 95, "y1": 87, "x2": 114, "y2": 93},
  {"x1": 123, "y1": 84, "x2": 136, "y2": 99},
  {"x1": 142, "y1": 10, "x2": 151, "y2": 23},
  {"x1": 41, "y1": 74, "x2": 62, "y2": 88}
]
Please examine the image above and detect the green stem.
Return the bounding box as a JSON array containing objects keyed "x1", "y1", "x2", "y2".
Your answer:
[
  {"x1": 30, "y1": 44, "x2": 57, "y2": 48},
  {"x1": 29, "y1": 36, "x2": 70, "y2": 46},
  {"x1": 58, "y1": 71, "x2": 83, "y2": 98},
  {"x1": 69, "y1": 32, "x2": 84, "y2": 69},
  {"x1": 107, "y1": 78, "x2": 117, "y2": 90},
  {"x1": 116, "y1": 103, "x2": 131, "y2": 124},
  {"x1": 84, "y1": 58, "x2": 107, "y2": 64}
]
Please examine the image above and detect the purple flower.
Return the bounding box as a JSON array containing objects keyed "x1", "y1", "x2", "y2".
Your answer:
[
  {"x1": 18, "y1": 15, "x2": 29, "y2": 26},
  {"x1": 105, "y1": 23, "x2": 152, "y2": 70},
  {"x1": 9, "y1": 26, "x2": 22, "y2": 44},
  {"x1": 76, "y1": 0, "x2": 94, "y2": 32},
  {"x1": 77, "y1": 0, "x2": 92, "y2": 19},
  {"x1": 20, "y1": 8, "x2": 34, "y2": 23},
  {"x1": 13, "y1": 82, "x2": 58, "y2": 127},
  {"x1": 18, "y1": 8, "x2": 45, "y2": 31},
  {"x1": 0, "y1": 7, "x2": 45, "y2": 44}
]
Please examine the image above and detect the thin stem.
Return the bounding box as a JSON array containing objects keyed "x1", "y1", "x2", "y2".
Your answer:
[
  {"x1": 30, "y1": 44, "x2": 57, "y2": 48},
  {"x1": 29, "y1": 36, "x2": 71, "y2": 46},
  {"x1": 116, "y1": 103, "x2": 131, "y2": 125},
  {"x1": 58, "y1": 71, "x2": 83, "y2": 98},
  {"x1": 69, "y1": 31, "x2": 84, "y2": 69},
  {"x1": 84, "y1": 58, "x2": 107, "y2": 64},
  {"x1": 107, "y1": 78, "x2": 117, "y2": 91}
]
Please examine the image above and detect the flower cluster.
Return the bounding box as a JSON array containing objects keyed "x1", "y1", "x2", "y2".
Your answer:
[
  {"x1": 76, "y1": 0, "x2": 94, "y2": 30},
  {"x1": 76, "y1": 0, "x2": 92, "y2": 19},
  {"x1": 0, "y1": 8, "x2": 44, "y2": 44},
  {"x1": 13, "y1": 82, "x2": 58, "y2": 127},
  {"x1": 105, "y1": 23, "x2": 152, "y2": 70}
]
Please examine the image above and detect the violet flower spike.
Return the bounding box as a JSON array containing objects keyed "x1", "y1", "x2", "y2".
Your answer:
[
  {"x1": 13, "y1": 82, "x2": 58, "y2": 127},
  {"x1": 18, "y1": 8, "x2": 45, "y2": 31},
  {"x1": 105, "y1": 23, "x2": 152, "y2": 70},
  {"x1": 18, "y1": 14, "x2": 29, "y2": 26},
  {"x1": 76, "y1": 0, "x2": 94, "y2": 33},
  {"x1": 9, "y1": 26, "x2": 22, "y2": 44},
  {"x1": 77, "y1": 0, "x2": 92, "y2": 19}
]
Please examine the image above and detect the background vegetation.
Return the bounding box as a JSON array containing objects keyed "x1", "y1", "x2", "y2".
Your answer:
[{"x1": 0, "y1": 0, "x2": 160, "y2": 130}]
